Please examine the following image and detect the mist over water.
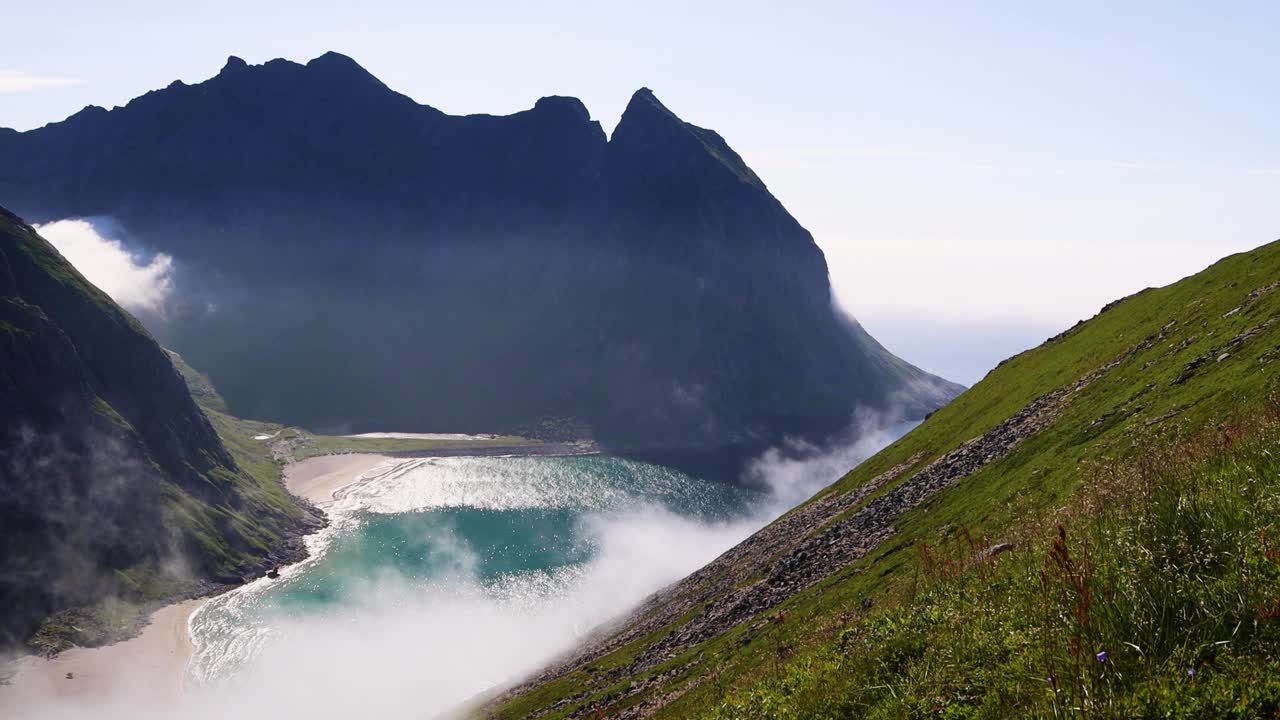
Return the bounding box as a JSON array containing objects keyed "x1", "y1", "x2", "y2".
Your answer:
[
  {"x1": 23, "y1": 415, "x2": 913, "y2": 719},
  {"x1": 186, "y1": 455, "x2": 759, "y2": 697}
]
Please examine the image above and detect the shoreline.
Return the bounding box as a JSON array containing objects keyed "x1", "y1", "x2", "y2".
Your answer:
[
  {"x1": 0, "y1": 599, "x2": 203, "y2": 711},
  {"x1": 0, "y1": 444, "x2": 600, "y2": 709},
  {"x1": 283, "y1": 452, "x2": 398, "y2": 505},
  {"x1": 0, "y1": 449, "x2": 389, "y2": 711},
  {"x1": 281, "y1": 442, "x2": 602, "y2": 506}
]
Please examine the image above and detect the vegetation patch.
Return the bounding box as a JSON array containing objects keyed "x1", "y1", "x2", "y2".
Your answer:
[
  {"x1": 27, "y1": 598, "x2": 147, "y2": 657},
  {"x1": 708, "y1": 411, "x2": 1280, "y2": 719}
]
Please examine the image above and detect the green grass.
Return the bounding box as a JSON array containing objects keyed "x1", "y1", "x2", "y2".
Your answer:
[
  {"x1": 485, "y1": 240, "x2": 1280, "y2": 718},
  {"x1": 27, "y1": 598, "x2": 148, "y2": 656},
  {"x1": 288, "y1": 431, "x2": 538, "y2": 460},
  {"x1": 167, "y1": 349, "x2": 229, "y2": 413},
  {"x1": 708, "y1": 416, "x2": 1280, "y2": 719}
]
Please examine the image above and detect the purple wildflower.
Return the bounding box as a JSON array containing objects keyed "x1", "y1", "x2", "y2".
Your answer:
[
  {"x1": 1186, "y1": 667, "x2": 1197, "y2": 678},
  {"x1": 1095, "y1": 651, "x2": 1108, "y2": 664}
]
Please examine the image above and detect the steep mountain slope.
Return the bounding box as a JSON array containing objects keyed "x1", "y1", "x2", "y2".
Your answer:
[
  {"x1": 0, "y1": 54, "x2": 960, "y2": 463},
  {"x1": 0, "y1": 207, "x2": 320, "y2": 650},
  {"x1": 480, "y1": 240, "x2": 1280, "y2": 718}
]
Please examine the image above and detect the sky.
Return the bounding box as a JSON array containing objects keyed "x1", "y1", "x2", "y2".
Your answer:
[{"x1": 4, "y1": 1, "x2": 1279, "y2": 384}]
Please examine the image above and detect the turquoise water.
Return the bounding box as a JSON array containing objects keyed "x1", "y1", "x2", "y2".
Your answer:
[
  {"x1": 188, "y1": 454, "x2": 758, "y2": 685},
  {"x1": 276, "y1": 508, "x2": 594, "y2": 608}
]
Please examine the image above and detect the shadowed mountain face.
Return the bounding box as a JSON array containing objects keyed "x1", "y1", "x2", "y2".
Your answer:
[
  {"x1": 0, "y1": 53, "x2": 961, "y2": 460},
  {"x1": 0, "y1": 208, "x2": 317, "y2": 648}
]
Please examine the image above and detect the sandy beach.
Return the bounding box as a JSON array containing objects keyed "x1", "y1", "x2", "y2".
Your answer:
[
  {"x1": 283, "y1": 453, "x2": 397, "y2": 504},
  {"x1": 0, "y1": 454, "x2": 401, "y2": 713},
  {"x1": 0, "y1": 599, "x2": 203, "y2": 712}
]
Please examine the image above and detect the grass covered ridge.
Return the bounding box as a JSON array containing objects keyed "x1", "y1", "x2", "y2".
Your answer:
[
  {"x1": 711, "y1": 408, "x2": 1280, "y2": 719},
  {"x1": 0, "y1": 209, "x2": 322, "y2": 651},
  {"x1": 483, "y1": 240, "x2": 1280, "y2": 718}
]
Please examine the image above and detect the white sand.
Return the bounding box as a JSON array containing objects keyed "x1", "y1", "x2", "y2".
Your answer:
[
  {"x1": 0, "y1": 454, "x2": 405, "y2": 711},
  {"x1": 0, "y1": 455, "x2": 406, "y2": 712},
  {"x1": 283, "y1": 453, "x2": 396, "y2": 504},
  {"x1": 0, "y1": 599, "x2": 203, "y2": 711}
]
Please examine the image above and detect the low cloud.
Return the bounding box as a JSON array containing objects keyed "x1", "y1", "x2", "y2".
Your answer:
[
  {"x1": 7, "y1": 412, "x2": 912, "y2": 719},
  {"x1": 36, "y1": 219, "x2": 175, "y2": 317},
  {"x1": 0, "y1": 70, "x2": 83, "y2": 93},
  {"x1": 746, "y1": 407, "x2": 916, "y2": 514}
]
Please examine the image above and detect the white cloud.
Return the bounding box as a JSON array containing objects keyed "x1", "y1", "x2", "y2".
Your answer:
[
  {"x1": 35, "y1": 219, "x2": 175, "y2": 316},
  {"x1": 0, "y1": 70, "x2": 83, "y2": 93}
]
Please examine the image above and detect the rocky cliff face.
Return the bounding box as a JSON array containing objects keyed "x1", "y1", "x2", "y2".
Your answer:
[
  {"x1": 0, "y1": 207, "x2": 317, "y2": 648},
  {"x1": 0, "y1": 54, "x2": 961, "y2": 461}
]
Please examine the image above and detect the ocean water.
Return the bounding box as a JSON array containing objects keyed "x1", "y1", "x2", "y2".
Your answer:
[{"x1": 187, "y1": 455, "x2": 759, "y2": 691}]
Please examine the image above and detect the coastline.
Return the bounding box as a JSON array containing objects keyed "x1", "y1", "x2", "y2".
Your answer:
[
  {"x1": 0, "y1": 450, "x2": 390, "y2": 711},
  {"x1": 280, "y1": 441, "x2": 602, "y2": 506},
  {"x1": 0, "y1": 444, "x2": 597, "y2": 710},
  {"x1": 0, "y1": 599, "x2": 203, "y2": 711}
]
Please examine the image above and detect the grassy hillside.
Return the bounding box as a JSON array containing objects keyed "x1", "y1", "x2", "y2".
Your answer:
[
  {"x1": 482, "y1": 239, "x2": 1280, "y2": 718},
  {"x1": 0, "y1": 208, "x2": 321, "y2": 652}
]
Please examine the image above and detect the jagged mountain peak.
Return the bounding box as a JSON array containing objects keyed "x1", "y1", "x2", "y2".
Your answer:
[
  {"x1": 218, "y1": 51, "x2": 365, "y2": 76},
  {"x1": 303, "y1": 50, "x2": 386, "y2": 87},
  {"x1": 0, "y1": 54, "x2": 959, "y2": 457},
  {"x1": 220, "y1": 55, "x2": 249, "y2": 73},
  {"x1": 532, "y1": 94, "x2": 593, "y2": 122},
  {"x1": 610, "y1": 87, "x2": 765, "y2": 190},
  {"x1": 205, "y1": 51, "x2": 395, "y2": 101},
  {"x1": 306, "y1": 50, "x2": 363, "y2": 70},
  {"x1": 615, "y1": 86, "x2": 682, "y2": 132},
  {"x1": 66, "y1": 104, "x2": 108, "y2": 121}
]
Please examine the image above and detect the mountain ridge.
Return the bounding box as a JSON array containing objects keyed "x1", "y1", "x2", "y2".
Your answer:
[{"x1": 0, "y1": 53, "x2": 962, "y2": 472}]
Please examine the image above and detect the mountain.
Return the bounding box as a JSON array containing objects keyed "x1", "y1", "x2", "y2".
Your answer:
[
  {"x1": 479, "y1": 241, "x2": 1280, "y2": 718},
  {"x1": 0, "y1": 54, "x2": 961, "y2": 467},
  {"x1": 0, "y1": 207, "x2": 320, "y2": 650}
]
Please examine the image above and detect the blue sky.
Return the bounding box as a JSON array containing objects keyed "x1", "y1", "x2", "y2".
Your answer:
[{"x1": 4, "y1": 1, "x2": 1279, "y2": 383}]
